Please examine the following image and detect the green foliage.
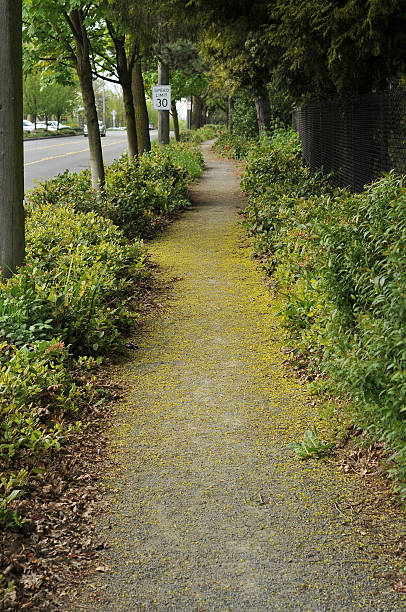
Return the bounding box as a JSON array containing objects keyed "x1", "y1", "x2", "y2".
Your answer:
[
  {"x1": 23, "y1": 73, "x2": 42, "y2": 121},
  {"x1": 0, "y1": 205, "x2": 145, "y2": 355},
  {"x1": 164, "y1": 141, "x2": 205, "y2": 180},
  {"x1": 316, "y1": 173, "x2": 406, "y2": 497},
  {"x1": 240, "y1": 126, "x2": 406, "y2": 498},
  {"x1": 231, "y1": 91, "x2": 258, "y2": 141},
  {"x1": 0, "y1": 471, "x2": 28, "y2": 529},
  {"x1": 0, "y1": 341, "x2": 93, "y2": 464},
  {"x1": 214, "y1": 132, "x2": 253, "y2": 160},
  {"x1": 212, "y1": 92, "x2": 258, "y2": 159},
  {"x1": 23, "y1": 127, "x2": 82, "y2": 139},
  {"x1": 290, "y1": 428, "x2": 335, "y2": 460},
  {"x1": 26, "y1": 141, "x2": 204, "y2": 239},
  {"x1": 180, "y1": 124, "x2": 223, "y2": 145}
]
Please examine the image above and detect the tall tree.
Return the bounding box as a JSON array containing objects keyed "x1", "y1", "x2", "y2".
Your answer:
[
  {"x1": 132, "y1": 59, "x2": 151, "y2": 153},
  {"x1": 103, "y1": 19, "x2": 139, "y2": 157},
  {"x1": 267, "y1": 0, "x2": 406, "y2": 101},
  {"x1": 23, "y1": 73, "x2": 42, "y2": 126},
  {"x1": 197, "y1": 4, "x2": 277, "y2": 135},
  {"x1": 65, "y1": 8, "x2": 105, "y2": 188},
  {"x1": 42, "y1": 82, "x2": 78, "y2": 128},
  {"x1": 108, "y1": 0, "x2": 155, "y2": 153},
  {"x1": 0, "y1": 0, "x2": 25, "y2": 278},
  {"x1": 24, "y1": 1, "x2": 105, "y2": 190}
]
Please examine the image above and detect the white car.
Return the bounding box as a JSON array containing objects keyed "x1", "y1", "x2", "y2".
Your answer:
[
  {"x1": 48, "y1": 121, "x2": 70, "y2": 131},
  {"x1": 23, "y1": 119, "x2": 35, "y2": 132},
  {"x1": 84, "y1": 121, "x2": 106, "y2": 137}
]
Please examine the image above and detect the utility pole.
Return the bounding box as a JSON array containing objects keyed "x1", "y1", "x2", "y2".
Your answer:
[
  {"x1": 0, "y1": 0, "x2": 25, "y2": 278},
  {"x1": 186, "y1": 98, "x2": 192, "y2": 130},
  {"x1": 158, "y1": 60, "x2": 170, "y2": 145},
  {"x1": 102, "y1": 81, "x2": 106, "y2": 126}
]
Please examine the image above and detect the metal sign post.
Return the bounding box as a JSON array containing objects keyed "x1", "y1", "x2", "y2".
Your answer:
[{"x1": 155, "y1": 63, "x2": 170, "y2": 145}]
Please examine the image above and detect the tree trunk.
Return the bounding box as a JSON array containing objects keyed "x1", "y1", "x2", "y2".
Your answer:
[
  {"x1": 254, "y1": 86, "x2": 271, "y2": 137},
  {"x1": 70, "y1": 10, "x2": 104, "y2": 190},
  {"x1": 171, "y1": 99, "x2": 180, "y2": 141},
  {"x1": 107, "y1": 25, "x2": 138, "y2": 158},
  {"x1": 191, "y1": 95, "x2": 202, "y2": 130},
  {"x1": 132, "y1": 61, "x2": 150, "y2": 154},
  {"x1": 158, "y1": 61, "x2": 170, "y2": 145},
  {"x1": 201, "y1": 102, "x2": 207, "y2": 126},
  {"x1": 227, "y1": 96, "x2": 233, "y2": 133},
  {"x1": 0, "y1": 0, "x2": 25, "y2": 278},
  {"x1": 122, "y1": 82, "x2": 138, "y2": 158}
]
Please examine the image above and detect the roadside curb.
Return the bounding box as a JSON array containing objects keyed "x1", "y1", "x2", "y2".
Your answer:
[{"x1": 24, "y1": 133, "x2": 83, "y2": 142}]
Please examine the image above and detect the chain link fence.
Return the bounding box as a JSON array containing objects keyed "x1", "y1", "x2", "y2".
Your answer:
[{"x1": 292, "y1": 89, "x2": 406, "y2": 192}]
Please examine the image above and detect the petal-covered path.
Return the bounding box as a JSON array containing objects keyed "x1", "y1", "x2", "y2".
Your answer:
[{"x1": 78, "y1": 144, "x2": 405, "y2": 611}]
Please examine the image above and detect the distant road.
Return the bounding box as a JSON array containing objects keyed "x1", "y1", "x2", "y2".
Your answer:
[{"x1": 24, "y1": 130, "x2": 158, "y2": 193}]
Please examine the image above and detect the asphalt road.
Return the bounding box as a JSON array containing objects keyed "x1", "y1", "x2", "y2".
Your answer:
[{"x1": 24, "y1": 129, "x2": 157, "y2": 193}]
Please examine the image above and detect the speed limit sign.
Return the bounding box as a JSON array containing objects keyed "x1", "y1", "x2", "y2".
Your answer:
[{"x1": 152, "y1": 85, "x2": 171, "y2": 110}]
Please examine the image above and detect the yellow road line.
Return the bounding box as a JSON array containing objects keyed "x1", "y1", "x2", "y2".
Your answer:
[
  {"x1": 26, "y1": 140, "x2": 86, "y2": 152},
  {"x1": 26, "y1": 135, "x2": 126, "y2": 152},
  {"x1": 24, "y1": 141, "x2": 123, "y2": 166}
]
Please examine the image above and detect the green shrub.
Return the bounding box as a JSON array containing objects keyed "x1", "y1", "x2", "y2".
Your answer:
[
  {"x1": 241, "y1": 129, "x2": 333, "y2": 268},
  {"x1": 58, "y1": 127, "x2": 79, "y2": 135},
  {"x1": 0, "y1": 341, "x2": 95, "y2": 462},
  {"x1": 0, "y1": 470, "x2": 28, "y2": 529},
  {"x1": 26, "y1": 141, "x2": 204, "y2": 239},
  {"x1": 0, "y1": 204, "x2": 147, "y2": 355},
  {"x1": 0, "y1": 340, "x2": 100, "y2": 528},
  {"x1": 214, "y1": 132, "x2": 255, "y2": 159},
  {"x1": 240, "y1": 126, "x2": 406, "y2": 498},
  {"x1": 179, "y1": 124, "x2": 223, "y2": 144},
  {"x1": 315, "y1": 174, "x2": 406, "y2": 496},
  {"x1": 164, "y1": 141, "x2": 205, "y2": 181}
]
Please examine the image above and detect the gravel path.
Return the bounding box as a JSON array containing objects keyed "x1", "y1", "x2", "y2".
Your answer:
[{"x1": 78, "y1": 143, "x2": 406, "y2": 611}]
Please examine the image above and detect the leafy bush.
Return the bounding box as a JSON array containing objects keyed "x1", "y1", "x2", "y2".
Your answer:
[
  {"x1": 214, "y1": 132, "x2": 255, "y2": 159},
  {"x1": 0, "y1": 340, "x2": 100, "y2": 528},
  {"x1": 316, "y1": 174, "x2": 406, "y2": 496},
  {"x1": 179, "y1": 124, "x2": 223, "y2": 144},
  {"x1": 290, "y1": 428, "x2": 335, "y2": 460},
  {"x1": 241, "y1": 129, "x2": 333, "y2": 269},
  {"x1": 57, "y1": 127, "x2": 79, "y2": 135},
  {"x1": 1, "y1": 204, "x2": 146, "y2": 354},
  {"x1": 0, "y1": 341, "x2": 95, "y2": 462},
  {"x1": 0, "y1": 203, "x2": 144, "y2": 520},
  {"x1": 240, "y1": 126, "x2": 406, "y2": 498},
  {"x1": 26, "y1": 141, "x2": 204, "y2": 239},
  {"x1": 0, "y1": 470, "x2": 27, "y2": 529}
]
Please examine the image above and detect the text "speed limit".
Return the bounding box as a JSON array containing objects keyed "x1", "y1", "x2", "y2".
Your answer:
[{"x1": 152, "y1": 86, "x2": 171, "y2": 110}]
